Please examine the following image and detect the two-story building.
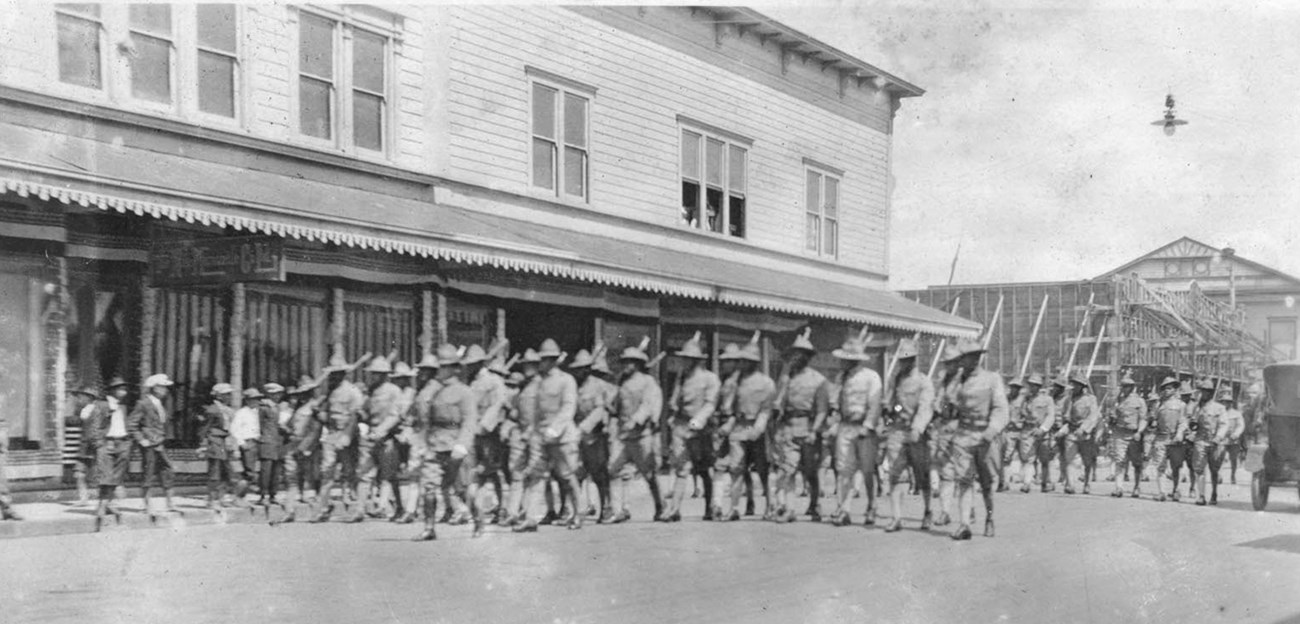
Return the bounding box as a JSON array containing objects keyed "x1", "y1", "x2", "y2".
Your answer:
[{"x1": 0, "y1": 5, "x2": 976, "y2": 484}]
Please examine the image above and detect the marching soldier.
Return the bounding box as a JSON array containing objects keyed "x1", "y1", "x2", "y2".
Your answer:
[
  {"x1": 413, "y1": 344, "x2": 481, "y2": 541},
  {"x1": 716, "y1": 343, "x2": 759, "y2": 516},
  {"x1": 353, "y1": 356, "x2": 401, "y2": 521},
  {"x1": 1214, "y1": 388, "x2": 1246, "y2": 501},
  {"x1": 1049, "y1": 377, "x2": 1070, "y2": 488},
  {"x1": 998, "y1": 378, "x2": 1025, "y2": 492},
  {"x1": 505, "y1": 350, "x2": 542, "y2": 525},
  {"x1": 88, "y1": 378, "x2": 132, "y2": 530},
  {"x1": 1149, "y1": 377, "x2": 1186, "y2": 502},
  {"x1": 518, "y1": 339, "x2": 582, "y2": 532},
  {"x1": 773, "y1": 329, "x2": 831, "y2": 523},
  {"x1": 498, "y1": 369, "x2": 526, "y2": 524},
  {"x1": 1167, "y1": 380, "x2": 1198, "y2": 501},
  {"x1": 717, "y1": 334, "x2": 775, "y2": 521},
  {"x1": 1013, "y1": 374, "x2": 1056, "y2": 493},
  {"x1": 230, "y1": 388, "x2": 262, "y2": 505},
  {"x1": 930, "y1": 344, "x2": 962, "y2": 525},
  {"x1": 1189, "y1": 379, "x2": 1226, "y2": 506},
  {"x1": 607, "y1": 339, "x2": 665, "y2": 523},
  {"x1": 285, "y1": 376, "x2": 323, "y2": 505},
  {"x1": 375, "y1": 362, "x2": 415, "y2": 521},
  {"x1": 827, "y1": 330, "x2": 882, "y2": 527},
  {"x1": 405, "y1": 352, "x2": 444, "y2": 524},
  {"x1": 1108, "y1": 373, "x2": 1147, "y2": 498},
  {"x1": 466, "y1": 344, "x2": 509, "y2": 524},
  {"x1": 665, "y1": 332, "x2": 721, "y2": 522},
  {"x1": 310, "y1": 352, "x2": 365, "y2": 523},
  {"x1": 947, "y1": 338, "x2": 1009, "y2": 540},
  {"x1": 1057, "y1": 374, "x2": 1101, "y2": 495},
  {"x1": 882, "y1": 338, "x2": 934, "y2": 532},
  {"x1": 571, "y1": 346, "x2": 616, "y2": 523},
  {"x1": 198, "y1": 384, "x2": 235, "y2": 510},
  {"x1": 130, "y1": 373, "x2": 180, "y2": 520}
]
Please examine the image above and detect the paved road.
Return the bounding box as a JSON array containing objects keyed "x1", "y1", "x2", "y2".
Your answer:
[{"x1": 4, "y1": 477, "x2": 1300, "y2": 624}]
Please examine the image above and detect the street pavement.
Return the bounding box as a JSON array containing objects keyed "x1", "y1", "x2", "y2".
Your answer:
[{"x1": 3, "y1": 471, "x2": 1300, "y2": 624}]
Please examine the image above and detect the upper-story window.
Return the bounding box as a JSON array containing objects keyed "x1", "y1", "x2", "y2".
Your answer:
[
  {"x1": 805, "y1": 164, "x2": 840, "y2": 258},
  {"x1": 128, "y1": 4, "x2": 175, "y2": 104},
  {"x1": 55, "y1": 4, "x2": 104, "y2": 89},
  {"x1": 679, "y1": 119, "x2": 748, "y2": 238},
  {"x1": 529, "y1": 70, "x2": 591, "y2": 201},
  {"x1": 196, "y1": 4, "x2": 238, "y2": 118},
  {"x1": 297, "y1": 8, "x2": 392, "y2": 153}
]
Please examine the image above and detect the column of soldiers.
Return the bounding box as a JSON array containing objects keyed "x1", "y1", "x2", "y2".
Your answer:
[{"x1": 61, "y1": 325, "x2": 1248, "y2": 539}]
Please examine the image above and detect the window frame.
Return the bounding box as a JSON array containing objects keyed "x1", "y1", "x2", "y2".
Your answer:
[
  {"x1": 677, "y1": 118, "x2": 750, "y2": 239},
  {"x1": 292, "y1": 6, "x2": 399, "y2": 157},
  {"x1": 804, "y1": 162, "x2": 843, "y2": 259},
  {"x1": 192, "y1": 3, "x2": 243, "y2": 125},
  {"x1": 1268, "y1": 317, "x2": 1298, "y2": 361},
  {"x1": 125, "y1": 3, "x2": 179, "y2": 112},
  {"x1": 526, "y1": 68, "x2": 594, "y2": 203},
  {"x1": 54, "y1": 3, "x2": 108, "y2": 95}
]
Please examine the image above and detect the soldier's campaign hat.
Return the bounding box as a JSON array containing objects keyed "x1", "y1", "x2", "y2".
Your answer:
[
  {"x1": 1157, "y1": 376, "x2": 1180, "y2": 390},
  {"x1": 787, "y1": 328, "x2": 816, "y2": 354},
  {"x1": 210, "y1": 383, "x2": 234, "y2": 397},
  {"x1": 415, "y1": 352, "x2": 440, "y2": 370},
  {"x1": 831, "y1": 331, "x2": 872, "y2": 362},
  {"x1": 460, "y1": 344, "x2": 489, "y2": 366},
  {"x1": 719, "y1": 343, "x2": 741, "y2": 361},
  {"x1": 538, "y1": 338, "x2": 563, "y2": 359},
  {"x1": 569, "y1": 349, "x2": 595, "y2": 369},
  {"x1": 521, "y1": 348, "x2": 542, "y2": 364},
  {"x1": 390, "y1": 362, "x2": 415, "y2": 378},
  {"x1": 323, "y1": 351, "x2": 358, "y2": 374},
  {"x1": 1008, "y1": 377, "x2": 1024, "y2": 388},
  {"x1": 143, "y1": 373, "x2": 174, "y2": 389},
  {"x1": 620, "y1": 337, "x2": 651, "y2": 363},
  {"x1": 1120, "y1": 372, "x2": 1137, "y2": 386},
  {"x1": 1069, "y1": 373, "x2": 1090, "y2": 387},
  {"x1": 72, "y1": 385, "x2": 101, "y2": 398},
  {"x1": 955, "y1": 337, "x2": 986, "y2": 357},
  {"x1": 436, "y1": 344, "x2": 462, "y2": 366},
  {"x1": 1178, "y1": 381, "x2": 1194, "y2": 396},
  {"x1": 289, "y1": 375, "x2": 317, "y2": 395},
  {"x1": 894, "y1": 337, "x2": 919, "y2": 360},
  {"x1": 261, "y1": 382, "x2": 285, "y2": 395},
  {"x1": 242, "y1": 387, "x2": 263, "y2": 400},
  {"x1": 592, "y1": 356, "x2": 613, "y2": 376},
  {"x1": 105, "y1": 376, "x2": 130, "y2": 389},
  {"x1": 1216, "y1": 387, "x2": 1235, "y2": 402},
  {"x1": 940, "y1": 343, "x2": 963, "y2": 363},
  {"x1": 1051, "y1": 376, "x2": 1068, "y2": 388},
  {"x1": 1196, "y1": 378, "x2": 1215, "y2": 391},
  {"x1": 1026, "y1": 373, "x2": 1045, "y2": 387},
  {"x1": 676, "y1": 332, "x2": 708, "y2": 359},
  {"x1": 364, "y1": 356, "x2": 393, "y2": 374},
  {"x1": 487, "y1": 356, "x2": 512, "y2": 376}
]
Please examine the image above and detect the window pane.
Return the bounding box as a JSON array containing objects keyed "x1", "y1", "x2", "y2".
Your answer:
[
  {"x1": 564, "y1": 146, "x2": 586, "y2": 197},
  {"x1": 728, "y1": 196, "x2": 745, "y2": 238},
  {"x1": 823, "y1": 219, "x2": 838, "y2": 257},
  {"x1": 806, "y1": 170, "x2": 821, "y2": 215},
  {"x1": 532, "y1": 138, "x2": 555, "y2": 190},
  {"x1": 531, "y1": 83, "x2": 556, "y2": 139},
  {"x1": 729, "y1": 145, "x2": 746, "y2": 193},
  {"x1": 564, "y1": 93, "x2": 587, "y2": 148},
  {"x1": 705, "y1": 187, "x2": 723, "y2": 233},
  {"x1": 57, "y1": 14, "x2": 101, "y2": 88},
  {"x1": 681, "y1": 130, "x2": 700, "y2": 178},
  {"x1": 299, "y1": 13, "x2": 334, "y2": 79},
  {"x1": 824, "y1": 176, "x2": 839, "y2": 219},
  {"x1": 681, "y1": 181, "x2": 699, "y2": 227},
  {"x1": 806, "y1": 214, "x2": 820, "y2": 251},
  {"x1": 352, "y1": 30, "x2": 385, "y2": 94},
  {"x1": 299, "y1": 77, "x2": 332, "y2": 139},
  {"x1": 197, "y1": 51, "x2": 235, "y2": 117},
  {"x1": 353, "y1": 91, "x2": 383, "y2": 151},
  {"x1": 129, "y1": 3, "x2": 171, "y2": 35},
  {"x1": 130, "y1": 34, "x2": 172, "y2": 103},
  {"x1": 196, "y1": 4, "x2": 236, "y2": 52},
  {"x1": 705, "y1": 138, "x2": 724, "y2": 187}
]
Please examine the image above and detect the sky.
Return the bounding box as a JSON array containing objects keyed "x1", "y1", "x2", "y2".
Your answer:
[{"x1": 760, "y1": 0, "x2": 1300, "y2": 289}]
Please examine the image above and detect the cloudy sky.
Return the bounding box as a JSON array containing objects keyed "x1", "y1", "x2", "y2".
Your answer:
[{"x1": 762, "y1": 0, "x2": 1300, "y2": 289}]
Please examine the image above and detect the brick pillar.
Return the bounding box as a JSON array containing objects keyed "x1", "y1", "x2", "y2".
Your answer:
[
  {"x1": 332, "y1": 287, "x2": 345, "y2": 353},
  {"x1": 496, "y1": 308, "x2": 506, "y2": 343}
]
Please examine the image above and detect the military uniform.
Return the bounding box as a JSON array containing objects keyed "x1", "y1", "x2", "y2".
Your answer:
[
  {"x1": 286, "y1": 391, "x2": 323, "y2": 501},
  {"x1": 885, "y1": 368, "x2": 934, "y2": 488},
  {"x1": 774, "y1": 366, "x2": 831, "y2": 518},
  {"x1": 311, "y1": 377, "x2": 365, "y2": 520},
  {"x1": 1190, "y1": 397, "x2": 1226, "y2": 505},
  {"x1": 471, "y1": 367, "x2": 509, "y2": 483},
  {"x1": 1017, "y1": 388, "x2": 1057, "y2": 491},
  {"x1": 608, "y1": 368, "x2": 664, "y2": 520},
  {"x1": 1001, "y1": 390, "x2": 1027, "y2": 481},
  {"x1": 257, "y1": 394, "x2": 290, "y2": 503},
  {"x1": 1149, "y1": 387, "x2": 1186, "y2": 501},
  {"x1": 1109, "y1": 389, "x2": 1147, "y2": 496},
  {"x1": 574, "y1": 373, "x2": 615, "y2": 515},
  {"x1": 524, "y1": 363, "x2": 581, "y2": 527},
  {"x1": 719, "y1": 368, "x2": 776, "y2": 518},
  {"x1": 830, "y1": 359, "x2": 883, "y2": 524},
  {"x1": 199, "y1": 398, "x2": 234, "y2": 501},
  {"x1": 948, "y1": 353, "x2": 1009, "y2": 540},
  {"x1": 1059, "y1": 385, "x2": 1101, "y2": 493},
  {"x1": 666, "y1": 365, "x2": 721, "y2": 518},
  {"x1": 416, "y1": 373, "x2": 479, "y2": 538}
]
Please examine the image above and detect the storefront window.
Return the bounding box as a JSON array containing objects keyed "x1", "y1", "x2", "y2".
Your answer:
[{"x1": 0, "y1": 275, "x2": 32, "y2": 441}]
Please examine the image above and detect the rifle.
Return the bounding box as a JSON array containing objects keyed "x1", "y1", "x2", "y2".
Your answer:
[
  {"x1": 926, "y1": 296, "x2": 963, "y2": 379},
  {"x1": 1018, "y1": 294, "x2": 1050, "y2": 382},
  {"x1": 978, "y1": 294, "x2": 1004, "y2": 368},
  {"x1": 1061, "y1": 292, "x2": 1096, "y2": 383}
]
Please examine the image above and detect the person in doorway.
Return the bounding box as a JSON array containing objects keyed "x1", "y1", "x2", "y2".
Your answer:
[{"x1": 129, "y1": 373, "x2": 181, "y2": 521}]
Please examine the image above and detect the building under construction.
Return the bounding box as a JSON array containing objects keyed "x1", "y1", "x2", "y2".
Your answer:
[{"x1": 903, "y1": 272, "x2": 1268, "y2": 396}]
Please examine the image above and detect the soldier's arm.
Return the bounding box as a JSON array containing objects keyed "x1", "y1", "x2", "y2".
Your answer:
[
  {"x1": 1229, "y1": 411, "x2": 1246, "y2": 441},
  {"x1": 456, "y1": 390, "x2": 480, "y2": 455},
  {"x1": 630, "y1": 379, "x2": 656, "y2": 427},
  {"x1": 127, "y1": 404, "x2": 147, "y2": 446},
  {"x1": 478, "y1": 384, "x2": 506, "y2": 433},
  {"x1": 691, "y1": 376, "x2": 720, "y2": 429},
  {"x1": 865, "y1": 373, "x2": 884, "y2": 432},
  {"x1": 811, "y1": 380, "x2": 831, "y2": 433},
  {"x1": 1135, "y1": 400, "x2": 1149, "y2": 436},
  {"x1": 371, "y1": 395, "x2": 403, "y2": 439},
  {"x1": 985, "y1": 377, "x2": 1010, "y2": 440},
  {"x1": 1081, "y1": 397, "x2": 1102, "y2": 434},
  {"x1": 913, "y1": 378, "x2": 936, "y2": 436},
  {"x1": 752, "y1": 381, "x2": 775, "y2": 437},
  {"x1": 1039, "y1": 398, "x2": 1056, "y2": 433}
]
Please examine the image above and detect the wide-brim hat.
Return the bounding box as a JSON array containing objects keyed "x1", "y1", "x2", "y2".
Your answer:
[
  {"x1": 676, "y1": 331, "x2": 708, "y2": 359},
  {"x1": 461, "y1": 344, "x2": 488, "y2": 366},
  {"x1": 242, "y1": 387, "x2": 263, "y2": 400},
  {"x1": 506, "y1": 372, "x2": 526, "y2": 387},
  {"x1": 210, "y1": 383, "x2": 234, "y2": 397},
  {"x1": 143, "y1": 374, "x2": 174, "y2": 389},
  {"x1": 105, "y1": 376, "x2": 130, "y2": 389},
  {"x1": 538, "y1": 338, "x2": 563, "y2": 359},
  {"x1": 520, "y1": 349, "x2": 542, "y2": 365},
  {"x1": 787, "y1": 329, "x2": 816, "y2": 354},
  {"x1": 289, "y1": 375, "x2": 317, "y2": 395},
  {"x1": 941, "y1": 344, "x2": 963, "y2": 363},
  {"x1": 735, "y1": 343, "x2": 762, "y2": 362},
  {"x1": 416, "y1": 353, "x2": 440, "y2": 370},
  {"x1": 831, "y1": 338, "x2": 871, "y2": 361},
  {"x1": 569, "y1": 349, "x2": 594, "y2": 369},
  {"x1": 390, "y1": 362, "x2": 415, "y2": 378},
  {"x1": 592, "y1": 357, "x2": 613, "y2": 376},
  {"x1": 719, "y1": 343, "x2": 741, "y2": 361},
  {"x1": 1196, "y1": 378, "x2": 1215, "y2": 391},
  {"x1": 1051, "y1": 376, "x2": 1068, "y2": 388},
  {"x1": 1217, "y1": 388, "x2": 1235, "y2": 402},
  {"x1": 955, "y1": 337, "x2": 986, "y2": 357},
  {"x1": 1069, "y1": 373, "x2": 1090, "y2": 387},
  {"x1": 364, "y1": 356, "x2": 392, "y2": 374},
  {"x1": 1179, "y1": 381, "x2": 1194, "y2": 395},
  {"x1": 1008, "y1": 377, "x2": 1024, "y2": 388},
  {"x1": 261, "y1": 382, "x2": 285, "y2": 395},
  {"x1": 1026, "y1": 373, "x2": 1045, "y2": 387},
  {"x1": 1157, "y1": 376, "x2": 1180, "y2": 390},
  {"x1": 323, "y1": 353, "x2": 357, "y2": 374},
  {"x1": 1120, "y1": 372, "x2": 1137, "y2": 386},
  {"x1": 619, "y1": 346, "x2": 649, "y2": 362},
  {"x1": 436, "y1": 344, "x2": 461, "y2": 366},
  {"x1": 72, "y1": 385, "x2": 101, "y2": 398},
  {"x1": 894, "y1": 338, "x2": 919, "y2": 360}
]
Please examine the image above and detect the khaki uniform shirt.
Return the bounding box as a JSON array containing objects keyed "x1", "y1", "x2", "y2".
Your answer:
[
  {"x1": 1023, "y1": 391, "x2": 1057, "y2": 430},
  {"x1": 616, "y1": 371, "x2": 662, "y2": 440},
  {"x1": 670, "y1": 367, "x2": 721, "y2": 430},
  {"x1": 954, "y1": 368, "x2": 1010, "y2": 434},
  {"x1": 535, "y1": 368, "x2": 578, "y2": 444},
  {"x1": 887, "y1": 368, "x2": 934, "y2": 433},
  {"x1": 471, "y1": 369, "x2": 508, "y2": 434},
  {"x1": 834, "y1": 366, "x2": 882, "y2": 428},
  {"x1": 425, "y1": 377, "x2": 478, "y2": 453},
  {"x1": 1153, "y1": 397, "x2": 1187, "y2": 439},
  {"x1": 576, "y1": 375, "x2": 615, "y2": 438},
  {"x1": 1112, "y1": 393, "x2": 1147, "y2": 431},
  {"x1": 733, "y1": 371, "x2": 776, "y2": 438},
  {"x1": 777, "y1": 367, "x2": 830, "y2": 437},
  {"x1": 321, "y1": 380, "x2": 364, "y2": 447}
]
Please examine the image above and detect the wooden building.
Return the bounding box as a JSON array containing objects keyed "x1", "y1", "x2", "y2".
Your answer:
[{"x1": 0, "y1": 5, "x2": 976, "y2": 486}]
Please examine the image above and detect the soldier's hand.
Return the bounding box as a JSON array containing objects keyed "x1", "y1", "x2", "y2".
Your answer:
[{"x1": 451, "y1": 444, "x2": 468, "y2": 460}]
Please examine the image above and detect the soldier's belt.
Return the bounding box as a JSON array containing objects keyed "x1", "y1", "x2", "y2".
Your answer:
[{"x1": 782, "y1": 410, "x2": 813, "y2": 421}]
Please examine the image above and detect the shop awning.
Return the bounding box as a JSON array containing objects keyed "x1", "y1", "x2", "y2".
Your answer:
[{"x1": 0, "y1": 114, "x2": 977, "y2": 337}]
